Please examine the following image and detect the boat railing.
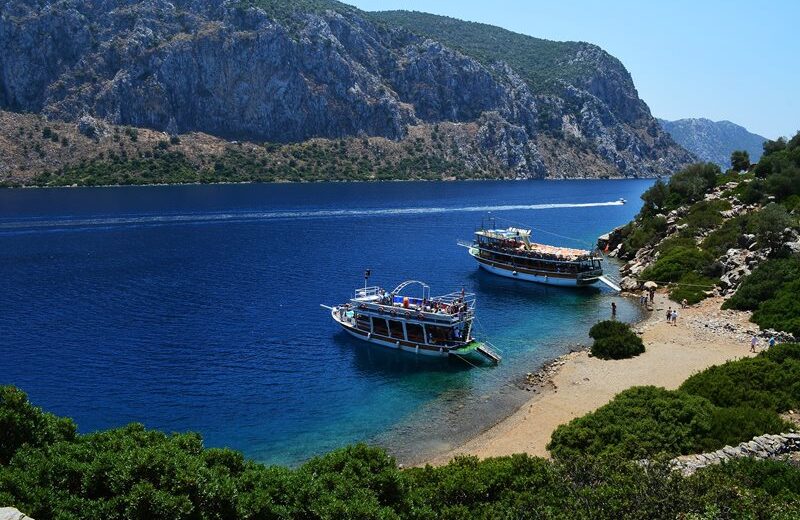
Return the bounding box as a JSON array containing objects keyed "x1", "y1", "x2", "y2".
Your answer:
[{"x1": 354, "y1": 286, "x2": 384, "y2": 299}]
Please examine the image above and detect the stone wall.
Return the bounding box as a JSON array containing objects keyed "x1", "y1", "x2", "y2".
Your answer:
[{"x1": 671, "y1": 432, "x2": 800, "y2": 476}]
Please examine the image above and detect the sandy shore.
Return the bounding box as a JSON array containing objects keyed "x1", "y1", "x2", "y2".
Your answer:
[{"x1": 423, "y1": 292, "x2": 759, "y2": 465}]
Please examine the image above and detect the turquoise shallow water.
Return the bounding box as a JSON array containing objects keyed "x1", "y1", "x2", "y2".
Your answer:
[{"x1": 0, "y1": 179, "x2": 650, "y2": 466}]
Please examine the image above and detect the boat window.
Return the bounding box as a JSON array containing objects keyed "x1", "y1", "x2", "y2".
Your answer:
[
  {"x1": 388, "y1": 320, "x2": 405, "y2": 339},
  {"x1": 355, "y1": 314, "x2": 370, "y2": 331},
  {"x1": 372, "y1": 317, "x2": 389, "y2": 336},
  {"x1": 427, "y1": 325, "x2": 453, "y2": 344},
  {"x1": 406, "y1": 323, "x2": 424, "y2": 343}
]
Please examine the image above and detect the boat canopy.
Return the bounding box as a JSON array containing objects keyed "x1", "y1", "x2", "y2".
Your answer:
[{"x1": 476, "y1": 227, "x2": 597, "y2": 262}]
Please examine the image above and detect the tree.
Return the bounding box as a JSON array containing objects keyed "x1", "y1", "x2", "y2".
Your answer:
[
  {"x1": 748, "y1": 203, "x2": 793, "y2": 251},
  {"x1": 730, "y1": 150, "x2": 750, "y2": 172}
]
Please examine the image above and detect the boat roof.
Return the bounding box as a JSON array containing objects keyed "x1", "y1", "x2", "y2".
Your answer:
[{"x1": 476, "y1": 227, "x2": 594, "y2": 260}]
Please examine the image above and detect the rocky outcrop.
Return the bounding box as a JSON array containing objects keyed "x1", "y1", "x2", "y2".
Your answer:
[
  {"x1": 0, "y1": 0, "x2": 693, "y2": 181},
  {"x1": 671, "y1": 432, "x2": 800, "y2": 476},
  {"x1": 0, "y1": 507, "x2": 34, "y2": 520}
]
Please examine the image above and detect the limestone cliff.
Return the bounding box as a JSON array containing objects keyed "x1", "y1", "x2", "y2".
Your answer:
[{"x1": 0, "y1": 0, "x2": 694, "y2": 183}]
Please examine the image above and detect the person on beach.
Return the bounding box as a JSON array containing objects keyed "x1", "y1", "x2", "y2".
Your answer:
[
  {"x1": 769, "y1": 336, "x2": 776, "y2": 349},
  {"x1": 666, "y1": 307, "x2": 672, "y2": 323},
  {"x1": 681, "y1": 298, "x2": 688, "y2": 309},
  {"x1": 649, "y1": 288, "x2": 655, "y2": 303},
  {"x1": 750, "y1": 335, "x2": 759, "y2": 353},
  {"x1": 672, "y1": 309, "x2": 678, "y2": 326},
  {"x1": 640, "y1": 292, "x2": 647, "y2": 306},
  {"x1": 611, "y1": 301, "x2": 617, "y2": 318}
]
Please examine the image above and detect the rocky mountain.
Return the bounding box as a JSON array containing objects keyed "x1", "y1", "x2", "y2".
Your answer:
[
  {"x1": 0, "y1": 0, "x2": 693, "y2": 185},
  {"x1": 658, "y1": 118, "x2": 767, "y2": 169}
]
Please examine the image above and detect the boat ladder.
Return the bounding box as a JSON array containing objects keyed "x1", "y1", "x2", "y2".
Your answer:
[
  {"x1": 475, "y1": 342, "x2": 502, "y2": 364},
  {"x1": 598, "y1": 275, "x2": 622, "y2": 292}
]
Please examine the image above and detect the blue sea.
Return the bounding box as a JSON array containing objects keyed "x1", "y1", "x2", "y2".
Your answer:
[{"x1": 0, "y1": 179, "x2": 652, "y2": 466}]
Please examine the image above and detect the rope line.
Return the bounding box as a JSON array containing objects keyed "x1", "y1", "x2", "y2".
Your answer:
[{"x1": 489, "y1": 214, "x2": 595, "y2": 248}]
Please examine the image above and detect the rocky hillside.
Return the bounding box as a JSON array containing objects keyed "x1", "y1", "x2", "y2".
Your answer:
[
  {"x1": 658, "y1": 118, "x2": 767, "y2": 169},
  {"x1": 601, "y1": 132, "x2": 800, "y2": 339},
  {"x1": 0, "y1": 0, "x2": 692, "y2": 186}
]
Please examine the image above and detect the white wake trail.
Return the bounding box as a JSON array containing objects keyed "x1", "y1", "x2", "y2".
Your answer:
[{"x1": 0, "y1": 200, "x2": 623, "y2": 233}]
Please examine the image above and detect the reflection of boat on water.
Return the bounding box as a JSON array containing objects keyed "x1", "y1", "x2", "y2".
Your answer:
[
  {"x1": 322, "y1": 278, "x2": 500, "y2": 365},
  {"x1": 460, "y1": 222, "x2": 620, "y2": 290}
]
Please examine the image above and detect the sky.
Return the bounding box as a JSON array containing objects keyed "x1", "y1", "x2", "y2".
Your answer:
[{"x1": 342, "y1": 0, "x2": 799, "y2": 139}]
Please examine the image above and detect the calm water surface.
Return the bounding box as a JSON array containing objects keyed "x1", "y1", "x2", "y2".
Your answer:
[{"x1": 0, "y1": 180, "x2": 652, "y2": 465}]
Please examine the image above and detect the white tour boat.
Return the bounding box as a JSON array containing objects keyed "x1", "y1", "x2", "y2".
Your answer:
[
  {"x1": 323, "y1": 277, "x2": 500, "y2": 364},
  {"x1": 460, "y1": 225, "x2": 619, "y2": 289}
]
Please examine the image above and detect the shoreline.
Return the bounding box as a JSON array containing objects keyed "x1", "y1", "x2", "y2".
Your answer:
[
  {"x1": 420, "y1": 291, "x2": 758, "y2": 465},
  {"x1": 0, "y1": 176, "x2": 660, "y2": 191}
]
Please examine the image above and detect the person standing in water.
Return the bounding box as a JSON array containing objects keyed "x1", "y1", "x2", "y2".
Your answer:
[{"x1": 611, "y1": 301, "x2": 617, "y2": 319}]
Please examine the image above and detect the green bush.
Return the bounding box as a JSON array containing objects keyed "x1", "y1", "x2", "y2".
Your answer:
[
  {"x1": 548, "y1": 386, "x2": 716, "y2": 459},
  {"x1": 640, "y1": 245, "x2": 714, "y2": 283},
  {"x1": 751, "y1": 279, "x2": 800, "y2": 337},
  {"x1": 679, "y1": 199, "x2": 731, "y2": 234},
  {"x1": 679, "y1": 344, "x2": 800, "y2": 412},
  {"x1": 3, "y1": 385, "x2": 800, "y2": 519},
  {"x1": 747, "y1": 203, "x2": 795, "y2": 251},
  {"x1": 588, "y1": 321, "x2": 645, "y2": 360},
  {"x1": 701, "y1": 214, "x2": 751, "y2": 257},
  {"x1": 0, "y1": 386, "x2": 76, "y2": 465},
  {"x1": 723, "y1": 256, "x2": 800, "y2": 311},
  {"x1": 668, "y1": 272, "x2": 717, "y2": 305}
]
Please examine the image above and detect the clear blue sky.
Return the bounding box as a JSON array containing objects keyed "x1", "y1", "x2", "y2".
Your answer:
[{"x1": 342, "y1": 0, "x2": 799, "y2": 139}]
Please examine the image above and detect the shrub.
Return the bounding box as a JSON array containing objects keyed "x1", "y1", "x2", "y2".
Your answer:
[
  {"x1": 680, "y1": 199, "x2": 731, "y2": 234},
  {"x1": 547, "y1": 386, "x2": 716, "y2": 459},
  {"x1": 701, "y1": 214, "x2": 751, "y2": 257},
  {"x1": 3, "y1": 385, "x2": 800, "y2": 518},
  {"x1": 668, "y1": 272, "x2": 717, "y2": 305},
  {"x1": 751, "y1": 279, "x2": 800, "y2": 336},
  {"x1": 0, "y1": 386, "x2": 76, "y2": 465},
  {"x1": 588, "y1": 321, "x2": 644, "y2": 360},
  {"x1": 700, "y1": 406, "x2": 792, "y2": 452},
  {"x1": 640, "y1": 245, "x2": 714, "y2": 283},
  {"x1": 723, "y1": 256, "x2": 800, "y2": 310},
  {"x1": 747, "y1": 203, "x2": 794, "y2": 251},
  {"x1": 679, "y1": 345, "x2": 800, "y2": 412}
]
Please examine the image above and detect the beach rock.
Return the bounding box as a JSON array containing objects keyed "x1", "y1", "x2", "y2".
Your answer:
[
  {"x1": 0, "y1": 508, "x2": 34, "y2": 520},
  {"x1": 620, "y1": 276, "x2": 639, "y2": 291}
]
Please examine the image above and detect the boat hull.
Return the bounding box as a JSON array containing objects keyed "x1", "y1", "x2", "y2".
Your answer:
[
  {"x1": 471, "y1": 251, "x2": 600, "y2": 287},
  {"x1": 332, "y1": 309, "x2": 454, "y2": 358}
]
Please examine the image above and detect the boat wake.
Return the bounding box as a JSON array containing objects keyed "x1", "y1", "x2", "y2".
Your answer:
[{"x1": 0, "y1": 200, "x2": 624, "y2": 235}]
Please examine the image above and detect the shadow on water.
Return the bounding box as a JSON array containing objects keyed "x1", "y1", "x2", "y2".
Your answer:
[{"x1": 332, "y1": 332, "x2": 472, "y2": 376}]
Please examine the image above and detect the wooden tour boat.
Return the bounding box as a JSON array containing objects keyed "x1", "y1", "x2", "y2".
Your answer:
[
  {"x1": 460, "y1": 224, "x2": 620, "y2": 290},
  {"x1": 322, "y1": 276, "x2": 501, "y2": 364}
]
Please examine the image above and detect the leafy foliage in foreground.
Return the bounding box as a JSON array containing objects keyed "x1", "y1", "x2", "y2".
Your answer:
[
  {"x1": 3, "y1": 385, "x2": 800, "y2": 519},
  {"x1": 548, "y1": 345, "x2": 800, "y2": 461},
  {"x1": 588, "y1": 320, "x2": 645, "y2": 359}
]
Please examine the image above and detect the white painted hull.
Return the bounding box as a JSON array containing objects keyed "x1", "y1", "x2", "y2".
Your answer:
[
  {"x1": 340, "y1": 325, "x2": 451, "y2": 357},
  {"x1": 332, "y1": 309, "x2": 452, "y2": 357},
  {"x1": 477, "y1": 262, "x2": 594, "y2": 286}
]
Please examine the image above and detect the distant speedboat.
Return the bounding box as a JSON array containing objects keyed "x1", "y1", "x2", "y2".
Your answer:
[
  {"x1": 322, "y1": 279, "x2": 500, "y2": 364},
  {"x1": 459, "y1": 225, "x2": 617, "y2": 290},
  {"x1": 619, "y1": 198, "x2": 627, "y2": 204}
]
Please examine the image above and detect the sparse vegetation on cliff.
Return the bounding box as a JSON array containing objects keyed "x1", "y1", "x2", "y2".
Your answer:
[{"x1": 611, "y1": 132, "x2": 800, "y2": 323}]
